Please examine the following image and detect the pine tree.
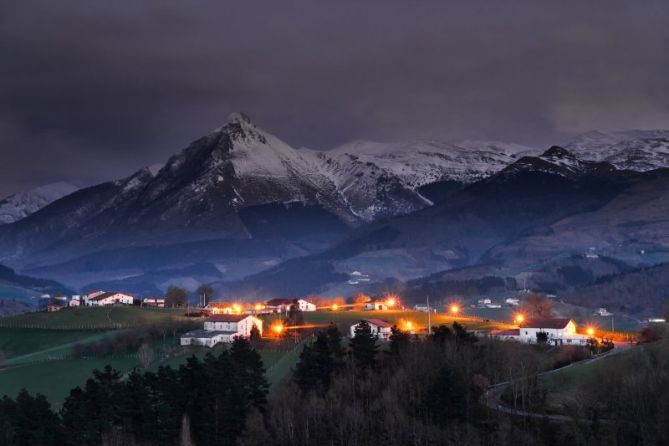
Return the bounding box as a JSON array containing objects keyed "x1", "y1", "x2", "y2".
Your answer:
[
  {"x1": 293, "y1": 331, "x2": 338, "y2": 394},
  {"x1": 230, "y1": 337, "x2": 269, "y2": 410},
  {"x1": 14, "y1": 390, "x2": 63, "y2": 446},
  {"x1": 349, "y1": 320, "x2": 378, "y2": 372},
  {"x1": 430, "y1": 324, "x2": 453, "y2": 345},
  {"x1": 425, "y1": 365, "x2": 468, "y2": 424},
  {"x1": 389, "y1": 325, "x2": 411, "y2": 356},
  {"x1": 325, "y1": 323, "x2": 345, "y2": 369},
  {"x1": 0, "y1": 395, "x2": 17, "y2": 445}
]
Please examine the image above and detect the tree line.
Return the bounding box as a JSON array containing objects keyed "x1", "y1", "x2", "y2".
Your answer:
[{"x1": 1, "y1": 321, "x2": 668, "y2": 445}]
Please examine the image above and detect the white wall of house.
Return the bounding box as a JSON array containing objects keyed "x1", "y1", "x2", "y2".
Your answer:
[
  {"x1": 88, "y1": 293, "x2": 135, "y2": 307},
  {"x1": 350, "y1": 322, "x2": 391, "y2": 340},
  {"x1": 297, "y1": 299, "x2": 317, "y2": 312},
  {"x1": 363, "y1": 302, "x2": 387, "y2": 311},
  {"x1": 519, "y1": 321, "x2": 589, "y2": 345},
  {"x1": 204, "y1": 316, "x2": 262, "y2": 337}
]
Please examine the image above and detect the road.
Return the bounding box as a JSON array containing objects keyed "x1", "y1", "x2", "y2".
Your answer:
[{"x1": 484, "y1": 343, "x2": 632, "y2": 423}]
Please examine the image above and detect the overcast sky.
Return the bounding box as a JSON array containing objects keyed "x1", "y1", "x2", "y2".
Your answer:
[{"x1": 1, "y1": 0, "x2": 668, "y2": 196}]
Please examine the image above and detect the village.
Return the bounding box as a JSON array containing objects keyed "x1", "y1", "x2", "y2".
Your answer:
[{"x1": 35, "y1": 289, "x2": 620, "y2": 349}]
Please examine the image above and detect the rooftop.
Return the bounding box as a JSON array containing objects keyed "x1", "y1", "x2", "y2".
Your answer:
[
  {"x1": 182, "y1": 330, "x2": 239, "y2": 338},
  {"x1": 207, "y1": 314, "x2": 252, "y2": 323},
  {"x1": 365, "y1": 318, "x2": 392, "y2": 328},
  {"x1": 520, "y1": 318, "x2": 573, "y2": 329}
]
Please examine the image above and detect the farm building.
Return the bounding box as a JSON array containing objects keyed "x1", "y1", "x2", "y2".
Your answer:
[
  {"x1": 489, "y1": 329, "x2": 521, "y2": 341},
  {"x1": 142, "y1": 297, "x2": 166, "y2": 308},
  {"x1": 181, "y1": 314, "x2": 263, "y2": 347},
  {"x1": 266, "y1": 298, "x2": 316, "y2": 313},
  {"x1": 350, "y1": 319, "x2": 392, "y2": 341},
  {"x1": 519, "y1": 318, "x2": 590, "y2": 346},
  {"x1": 206, "y1": 302, "x2": 238, "y2": 314},
  {"x1": 46, "y1": 304, "x2": 62, "y2": 312},
  {"x1": 364, "y1": 300, "x2": 389, "y2": 311},
  {"x1": 86, "y1": 292, "x2": 135, "y2": 307}
]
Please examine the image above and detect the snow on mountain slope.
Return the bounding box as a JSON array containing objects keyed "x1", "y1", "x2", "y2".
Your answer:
[
  {"x1": 566, "y1": 130, "x2": 669, "y2": 172},
  {"x1": 326, "y1": 139, "x2": 534, "y2": 186},
  {"x1": 301, "y1": 138, "x2": 535, "y2": 220},
  {"x1": 0, "y1": 182, "x2": 79, "y2": 224}
]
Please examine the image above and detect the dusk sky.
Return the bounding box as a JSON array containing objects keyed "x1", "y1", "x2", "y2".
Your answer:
[{"x1": 1, "y1": 0, "x2": 668, "y2": 196}]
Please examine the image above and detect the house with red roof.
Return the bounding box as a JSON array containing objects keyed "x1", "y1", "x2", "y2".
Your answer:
[
  {"x1": 518, "y1": 318, "x2": 590, "y2": 346},
  {"x1": 350, "y1": 319, "x2": 393, "y2": 341}
]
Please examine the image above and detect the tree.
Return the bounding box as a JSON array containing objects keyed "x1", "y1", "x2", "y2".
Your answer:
[
  {"x1": 349, "y1": 320, "x2": 378, "y2": 371},
  {"x1": 230, "y1": 337, "x2": 269, "y2": 410},
  {"x1": 286, "y1": 301, "x2": 304, "y2": 327},
  {"x1": 13, "y1": 390, "x2": 63, "y2": 446},
  {"x1": 196, "y1": 284, "x2": 214, "y2": 307},
  {"x1": 425, "y1": 365, "x2": 468, "y2": 424},
  {"x1": 389, "y1": 325, "x2": 411, "y2": 356},
  {"x1": 325, "y1": 323, "x2": 345, "y2": 368},
  {"x1": 293, "y1": 330, "x2": 341, "y2": 394},
  {"x1": 522, "y1": 293, "x2": 554, "y2": 318},
  {"x1": 137, "y1": 342, "x2": 154, "y2": 369},
  {"x1": 452, "y1": 322, "x2": 477, "y2": 345},
  {"x1": 249, "y1": 323, "x2": 262, "y2": 347},
  {"x1": 352, "y1": 293, "x2": 371, "y2": 310},
  {"x1": 165, "y1": 285, "x2": 187, "y2": 307},
  {"x1": 430, "y1": 325, "x2": 453, "y2": 345}
]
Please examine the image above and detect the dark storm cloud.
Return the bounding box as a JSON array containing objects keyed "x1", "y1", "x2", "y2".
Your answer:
[{"x1": 1, "y1": 0, "x2": 668, "y2": 195}]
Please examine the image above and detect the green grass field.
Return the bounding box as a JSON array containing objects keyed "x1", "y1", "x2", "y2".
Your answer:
[
  {"x1": 0, "y1": 306, "x2": 189, "y2": 329},
  {"x1": 0, "y1": 328, "x2": 109, "y2": 360}
]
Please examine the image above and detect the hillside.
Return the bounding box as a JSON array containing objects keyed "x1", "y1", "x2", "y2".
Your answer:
[
  {"x1": 559, "y1": 262, "x2": 669, "y2": 316},
  {"x1": 223, "y1": 146, "x2": 661, "y2": 297},
  {"x1": 0, "y1": 264, "x2": 72, "y2": 305}
]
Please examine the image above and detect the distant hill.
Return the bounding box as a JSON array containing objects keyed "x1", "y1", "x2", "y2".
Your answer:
[
  {"x1": 0, "y1": 264, "x2": 72, "y2": 303},
  {"x1": 560, "y1": 262, "x2": 669, "y2": 316}
]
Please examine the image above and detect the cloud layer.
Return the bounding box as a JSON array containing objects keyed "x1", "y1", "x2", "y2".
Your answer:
[{"x1": 1, "y1": 0, "x2": 667, "y2": 195}]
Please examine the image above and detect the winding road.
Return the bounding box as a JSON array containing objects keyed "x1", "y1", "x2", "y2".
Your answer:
[{"x1": 484, "y1": 343, "x2": 633, "y2": 423}]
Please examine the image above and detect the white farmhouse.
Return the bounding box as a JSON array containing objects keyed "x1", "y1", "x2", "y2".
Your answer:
[
  {"x1": 363, "y1": 300, "x2": 388, "y2": 311},
  {"x1": 266, "y1": 298, "x2": 316, "y2": 313},
  {"x1": 81, "y1": 290, "x2": 106, "y2": 305},
  {"x1": 87, "y1": 292, "x2": 135, "y2": 307},
  {"x1": 181, "y1": 314, "x2": 263, "y2": 347},
  {"x1": 519, "y1": 318, "x2": 590, "y2": 346},
  {"x1": 350, "y1": 319, "x2": 392, "y2": 341}
]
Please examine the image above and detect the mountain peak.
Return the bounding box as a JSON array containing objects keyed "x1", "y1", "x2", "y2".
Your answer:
[
  {"x1": 541, "y1": 145, "x2": 576, "y2": 160},
  {"x1": 227, "y1": 111, "x2": 253, "y2": 126}
]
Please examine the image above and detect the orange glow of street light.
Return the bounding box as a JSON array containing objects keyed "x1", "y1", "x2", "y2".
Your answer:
[
  {"x1": 332, "y1": 304, "x2": 339, "y2": 311},
  {"x1": 255, "y1": 303, "x2": 264, "y2": 311},
  {"x1": 514, "y1": 313, "x2": 525, "y2": 325},
  {"x1": 271, "y1": 322, "x2": 284, "y2": 335},
  {"x1": 586, "y1": 327, "x2": 595, "y2": 336},
  {"x1": 449, "y1": 304, "x2": 460, "y2": 315},
  {"x1": 232, "y1": 304, "x2": 242, "y2": 314},
  {"x1": 385, "y1": 295, "x2": 398, "y2": 307}
]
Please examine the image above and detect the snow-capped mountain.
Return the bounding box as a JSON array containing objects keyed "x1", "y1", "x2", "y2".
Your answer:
[
  {"x1": 497, "y1": 146, "x2": 616, "y2": 180},
  {"x1": 0, "y1": 182, "x2": 79, "y2": 224},
  {"x1": 303, "y1": 138, "x2": 535, "y2": 221},
  {"x1": 566, "y1": 130, "x2": 669, "y2": 172}
]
